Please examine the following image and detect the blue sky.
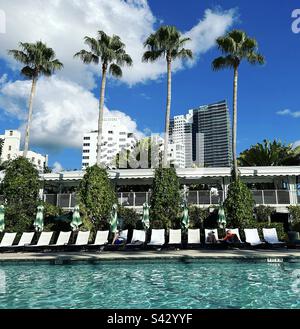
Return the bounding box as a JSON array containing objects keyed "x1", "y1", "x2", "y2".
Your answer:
[{"x1": 0, "y1": 0, "x2": 299, "y2": 170}]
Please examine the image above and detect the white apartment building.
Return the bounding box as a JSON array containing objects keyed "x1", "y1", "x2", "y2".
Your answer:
[
  {"x1": 82, "y1": 117, "x2": 138, "y2": 169},
  {"x1": 0, "y1": 130, "x2": 48, "y2": 172}
]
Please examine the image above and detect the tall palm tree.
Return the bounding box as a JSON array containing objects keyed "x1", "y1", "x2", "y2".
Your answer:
[
  {"x1": 74, "y1": 31, "x2": 133, "y2": 167},
  {"x1": 8, "y1": 42, "x2": 63, "y2": 157},
  {"x1": 142, "y1": 26, "x2": 192, "y2": 168},
  {"x1": 212, "y1": 30, "x2": 264, "y2": 181}
]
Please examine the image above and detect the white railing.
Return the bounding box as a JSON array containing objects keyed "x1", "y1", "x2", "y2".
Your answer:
[{"x1": 0, "y1": 190, "x2": 294, "y2": 209}]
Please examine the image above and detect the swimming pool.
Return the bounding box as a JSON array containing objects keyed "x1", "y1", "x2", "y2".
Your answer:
[{"x1": 0, "y1": 260, "x2": 299, "y2": 309}]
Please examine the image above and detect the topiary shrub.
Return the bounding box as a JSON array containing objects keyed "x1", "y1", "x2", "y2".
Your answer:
[
  {"x1": 1, "y1": 157, "x2": 40, "y2": 232},
  {"x1": 255, "y1": 205, "x2": 275, "y2": 224},
  {"x1": 150, "y1": 168, "x2": 181, "y2": 229},
  {"x1": 224, "y1": 179, "x2": 254, "y2": 228},
  {"x1": 78, "y1": 165, "x2": 117, "y2": 230}
]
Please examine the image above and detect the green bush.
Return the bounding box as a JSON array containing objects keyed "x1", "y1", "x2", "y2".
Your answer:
[
  {"x1": 189, "y1": 206, "x2": 210, "y2": 228},
  {"x1": 150, "y1": 168, "x2": 181, "y2": 229},
  {"x1": 255, "y1": 205, "x2": 275, "y2": 223},
  {"x1": 118, "y1": 207, "x2": 140, "y2": 230},
  {"x1": 78, "y1": 165, "x2": 117, "y2": 230},
  {"x1": 224, "y1": 179, "x2": 254, "y2": 228},
  {"x1": 243, "y1": 221, "x2": 286, "y2": 241},
  {"x1": 288, "y1": 205, "x2": 300, "y2": 231}
]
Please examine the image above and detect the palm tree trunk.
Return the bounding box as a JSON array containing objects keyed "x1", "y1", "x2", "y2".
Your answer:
[
  {"x1": 163, "y1": 57, "x2": 172, "y2": 168},
  {"x1": 23, "y1": 77, "x2": 37, "y2": 158},
  {"x1": 96, "y1": 65, "x2": 107, "y2": 167},
  {"x1": 232, "y1": 67, "x2": 239, "y2": 181}
]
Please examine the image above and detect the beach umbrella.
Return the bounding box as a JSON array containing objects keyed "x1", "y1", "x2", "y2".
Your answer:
[
  {"x1": 142, "y1": 202, "x2": 150, "y2": 230},
  {"x1": 181, "y1": 201, "x2": 190, "y2": 230},
  {"x1": 0, "y1": 205, "x2": 5, "y2": 233},
  {"x1": 109, "y1": 204, "x2": 118, "y2": 234},
  {"x1": 34, "y1": 205, "x2": 44, "y2": 232},
  {"x1": 218, "y1": 205, "x2": 226, "y2": 229},
  {"x1": 70, "y1": 205, "x2": 82, "y2": 231}
]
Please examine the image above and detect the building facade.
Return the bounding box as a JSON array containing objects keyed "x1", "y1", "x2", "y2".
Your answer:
[
  {"x1": 192, "y1": 100, "x2": 232, "y2": 167},
  {"x1": 82, "y1": 117, "x2": 138, "y2": 169},
  {"x1": 0, "y1": 129, "x2": 48, "y2": 172}
]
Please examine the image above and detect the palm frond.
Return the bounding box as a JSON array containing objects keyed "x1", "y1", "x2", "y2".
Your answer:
[
  {"x1": 109, "y1": 63, "x2": 122, "y2": 78},
  {"x1": 142, "y1": 50, "x2": 164, "y2": 62},
  {"x1": 74, "y1": 50, "x2": 99, "y2": 64},
  {"x1": 212, "y1": 55, "x2": 236, "y2": 71}
]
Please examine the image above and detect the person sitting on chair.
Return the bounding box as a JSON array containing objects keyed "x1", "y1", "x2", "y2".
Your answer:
[
  {"x1": 220, "y1": 230, "x2": 239, "y2": 243},
  {"x1": 112, "y1": 231, "x2": 125, "y2": 245},
  {"x1": 206, "y1": 231, "x2": 217, "y2": 244}
]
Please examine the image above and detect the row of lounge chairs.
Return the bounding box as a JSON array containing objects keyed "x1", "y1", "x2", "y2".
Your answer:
[{"x1": 0, "y1": 227, "x2": 291, "y2": 252}]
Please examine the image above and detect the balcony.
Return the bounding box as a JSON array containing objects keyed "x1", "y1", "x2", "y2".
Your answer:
[{"x1": 0, "y1": 190, "x2": 295, "y2": 210}]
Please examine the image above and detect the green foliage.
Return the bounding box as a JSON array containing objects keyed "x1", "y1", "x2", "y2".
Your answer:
[
  {"x1": 150, "y1": 168, "x2": 181, "y2": 229},
  {"x1": 189, "y1": 206, "x2": 210, "y2": 228},
  {"x1": 238, "y1": 140, "x2": 300, "y2": 166},
  {"x1": 2, "y1": 157, "x2": 40, "y2": 232},
  {"x1": 243, "y1": 221, "x2": 286, "y2": 241},
  {"x1": 255, "y1": 205, "x2": 275, "y2": 223},
  {"x1": 224, "y1": 179, "x2": 254, "y2": 228},
  {"x1": 288, "y1": 205, "x2": 300, "y2": 231},
  {"x1": 118, "y1": 207, "x2": 140, "y2": 230},
  {"x1": 78, "y1": 165, "x2": 117, "y2": 230}
]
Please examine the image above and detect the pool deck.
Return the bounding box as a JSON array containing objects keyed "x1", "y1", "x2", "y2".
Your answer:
[{"x1": 1, "y1": 248, "x2": 300, "y2": 263}]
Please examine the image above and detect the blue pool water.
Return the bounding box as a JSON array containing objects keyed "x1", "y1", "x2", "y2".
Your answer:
[{"x1": 0, "y1": 260, "x2": 299, "y2": 309}]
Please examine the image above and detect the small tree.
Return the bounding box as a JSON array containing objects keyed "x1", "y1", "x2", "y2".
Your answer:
[
  {"x1": 224, "y1": 179, "x2": 254, "y2": 228},
  {"x1": 1, "y1": 157, "x2": 40, "y2": 232},
  {"x1": 78, "y1": 165, "x2": 117, "y2": 230},
  {"x1": 255, "y1": 205, "x2": 274, "y2": 224},
  {"x1": 150, "y1": 168, "x2": 181, "y2": 229},
  {"x1": 288, "y1": 205, "x2": 300, "y2": 232}
]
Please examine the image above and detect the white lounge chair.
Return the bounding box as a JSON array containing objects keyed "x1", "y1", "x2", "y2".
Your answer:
[
  {"x1": 17, "y1": 232, "x2": 35, "y2": 247},
  {"x1": 54, "y1": 231, "x2": 72, "y2": 246},
  {"x1": 93, "y1": 231, "x2": 109, "y2": 246},
  {"x1": 65, "y1": 231, "x2": 91, "y2": 251},
  {"x1": 147, "y1": 229, "x2": 165, "y2": 247},
  {"x1": 0, "y1": 233, "x2": 17, "y2": 248},
  {"x1": 168, "y1": 229, "x2": 182, "y2": 247},
  {"x1": 205, "y1": 229, "x2": 219, "y2": 244},
  {"x1": 187, "y1": 229, "x2": 201, "y2": 245},
  {"x1": 24, "y1": 232, "x2": 54, "y2": 251},
  {"x1": 263, "y1": 228, "x2": 285, "y2": 246},
  {"x1": 244, "y1": 229, "x2": 265, "y2": 247},
  {"x1": 126, "y1": 230, "x2": 146, "y2": 248}
]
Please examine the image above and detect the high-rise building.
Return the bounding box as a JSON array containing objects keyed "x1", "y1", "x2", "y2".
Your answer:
[
  {"x1": 192, "y1": 100, "x2": 232, "y2": 167},
  {"x1": 169, "y1": 111, "x2": 194, "y2": 168},
  {"x1": 0, "y1": 129, "x2": 48, "y2": 172},
  {"x1": 168, "y1": 100, "x2": 232, "y2": 168},
  {"x1": 82, "y1": 117, "x2": 138, "y2": 169}
]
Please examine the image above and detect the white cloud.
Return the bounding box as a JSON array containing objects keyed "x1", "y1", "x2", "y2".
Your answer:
[
  {"x1": 277, "y1": 109, "x2": 300, "y2": 118},
  {"x1": 0, "y1": 76, "x2": 144, "y2": 150},
  {"x1": 0, "y1": 0, "x2": 236, "y2": 86},
  {"x1": 52, "y1": 161, "x2": 64, "y2": 173},
  {"x1": 293, "y1": 141, "x2": 300, "y2": 148}
]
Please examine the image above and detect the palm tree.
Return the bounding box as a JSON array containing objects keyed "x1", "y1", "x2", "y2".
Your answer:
[
  {"x1": 74, "y1": 31, "x2": 133, "y2": 167},
  {"x1": 212, "y1": 30, "x2": 264, "y2": 181},
  {"x1": 8, "y1": 42, "x2": 63, "y2": 157},
  {"x1": 142, "y1": 26, "x2": 192, "y2": 168},
  {"x1": 238, "y1": 140, "x2": 300, "y2": 166}
]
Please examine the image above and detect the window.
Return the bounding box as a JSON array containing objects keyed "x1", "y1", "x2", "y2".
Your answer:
[
  {"x1": 108, "y1": 138, "x2": 113, "y2": 141},
  {"x1": 119, "y1": 132, "x2": 126, "y2": 135},
  {"x1": 82, "y1": 163, "x2": 88, "y2": 167},
  {"x1": 119, "y1": 139, "x2": 126, "y2": 142},
  {"x1": 9, "y1": 131, "x2": 13, "y2": 136},
  {"x1": 84, "y1": 137, "x2": 90, "y2": 140},
  {"x1": 83, "y1": 143, "x2": 90, "y2": 147},
  {"x1": 38, "y1": 160, "x2": 41, "y2": 165},
  {"x1": 7, "y1": 154, "x2": 11, "y2": 159},
  {"x1": 82, "y1": 156, "x2": 89, "y2": 160},
  {"x1": 83, "y1": 150, "x2": 89, "y2": 153},
  {"x1": 8, "y1": 145, "x2": 12, "y2": 151},
  {"x1": 108, "y1": 131, "x2": 113, "y2": 134},
  {"x1": 32, "y1": 157, "x2": 35, "y2": 162}
]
